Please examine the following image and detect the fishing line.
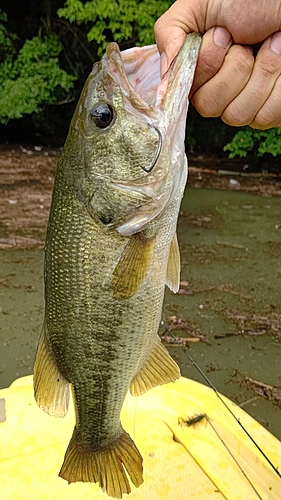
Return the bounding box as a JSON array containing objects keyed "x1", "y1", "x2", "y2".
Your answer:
[
  {"x1": 206, "y1": 416, "x2": 264, "y2": 500},
  {"x1": 180, "y1": 413, "x2": 263, "y2": 499},
  {"x1": 160, "y1": 320, "x2": 281, "y2": 480},
  {"x1": 132, "y1": 397, "x2": 138, "y2": 442},
  {"x1": 141, "y1": 126, "x2": 162, "y2": 173}
]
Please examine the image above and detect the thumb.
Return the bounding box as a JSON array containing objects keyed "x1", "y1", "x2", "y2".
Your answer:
[
  {"x1": 154, "y1": 20, "x2": 188, "y2": 76},
  {"x1": 154, "y1": 0, "x2": 203, "y2": 75}
]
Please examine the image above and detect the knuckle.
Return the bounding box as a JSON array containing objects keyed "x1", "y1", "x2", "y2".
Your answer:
[
  {"x1": 251, "y1": 116, "x2": 270, "y2": 130},
  {"x1": 257, "y1": 53, "x2": 281, "y2": 79},
  {"x1": 222, "y1": 102, "x2": 251, "y2": 127},
  {"x1": 226, "y1": 45, "x2": 254, "y2": 76},
  {"x1": 196, "y1": 54, "x2": 222, "y2": 82},
  {"x1": 252, "y1": 104, "x2": 279, "y2": 129},
  {"x1": 154, "y1": 17, "x2": 163, "y2": 34},
  {"x1": 195, "y1": 31, "x2": 230, "y2": 83},
  {"x1": 192, "y1": 89, "x2": 221, "y2": 118},
  {"x1": 249, "y1": 121, "x2": 268, "y2": 131}
]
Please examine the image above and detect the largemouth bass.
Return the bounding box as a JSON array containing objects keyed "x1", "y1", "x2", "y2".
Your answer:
[{"x1": 33, "y1": 33, "x2": 201, "y2": 498}]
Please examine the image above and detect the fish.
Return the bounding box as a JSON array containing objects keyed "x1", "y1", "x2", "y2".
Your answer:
[{"x1": 33, "y1": 32, "x2": 201, "y2": 498}]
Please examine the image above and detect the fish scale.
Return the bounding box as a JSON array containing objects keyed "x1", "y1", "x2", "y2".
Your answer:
[{"x1": 33, "y1": 33, "x2": 201, "y2": 498}]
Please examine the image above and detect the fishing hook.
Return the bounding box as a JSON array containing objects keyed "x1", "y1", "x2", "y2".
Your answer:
[{"x1": 141, "y1": 125, "x2": 162, "y2": 173}]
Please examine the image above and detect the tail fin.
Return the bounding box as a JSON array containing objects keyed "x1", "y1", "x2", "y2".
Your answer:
[{"x1": 59, "y1": 427, "x2": 143, "y2": 498}]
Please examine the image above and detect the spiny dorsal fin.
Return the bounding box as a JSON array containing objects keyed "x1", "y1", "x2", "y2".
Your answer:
[
  {"x1": 166, "y1": 232, "x2": 181, "y2": 293},
  {"x1": 33, "y1": 326, "x2": 69, "y2": 417},
  {"x1": 111, "y1": 233, "x2": 155, "y2": 299},
  {"x1": 59, "y1": 426, "x2": 143, "y2": 498},
  {"x1": 130, "y1": 337, "x2": 180, "y2": 397}
]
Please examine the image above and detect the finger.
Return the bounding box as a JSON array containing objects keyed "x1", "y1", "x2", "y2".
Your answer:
[
  {"x1": 157, "y1": 27, "x2": 187, "y2": 76},
  {"x1": 250, "y1": 33, "x2": 281, "y2": 129},
  {"x1": 154, "y1": 0, "x2": 203, "y2": 75},
  {"x1": 251, "y1": 74, "x2": 281, "y2": 128},
  {"x1": 155, "y1": 18, "x2": 189, "y2": 76},
  {"x1": 190, "y1": 27, "x2": 233, "y2": 95},
  {"x1": 222, "y1": 32, "x2": 281, "y2": 127},
  {"x1": 191, "y1": 44, "x2": 254, "y2": 117}
]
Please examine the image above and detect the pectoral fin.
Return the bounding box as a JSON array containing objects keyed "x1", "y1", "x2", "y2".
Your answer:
[
  {"x1": 33, "y1": 326, "x2": 69, "y2": 417},
  {"x1": 111, "y1": 233, "x2": 155, "y2": 299},
  {"x1": 130, "y1": 337, "x2": 180, "y2": 396},
  {"x1": 166, "y1": 232, "x2": 181, "y2": 293}
]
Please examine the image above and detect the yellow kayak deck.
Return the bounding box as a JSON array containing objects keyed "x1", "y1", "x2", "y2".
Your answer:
[{"x1": 0, "y1": 375, "x2": 280, "y2": 499}]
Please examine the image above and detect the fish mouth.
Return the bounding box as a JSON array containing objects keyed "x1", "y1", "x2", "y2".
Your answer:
[
  {"x1": 106, "y1": 43, "x2": 160, "y2": 110},
  {"x1": 104, "y1": 34, "x2": 201, "y2": 235},
  {"x1": 109, "y1": 32, "x2": 202, "y2": 110}
]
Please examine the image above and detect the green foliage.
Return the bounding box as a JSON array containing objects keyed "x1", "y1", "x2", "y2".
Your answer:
[
  {"x1": 185, "y1": 106, "x2": 236, "y2": 154},
  {"x1": 0, "y1": 33, "x2": 75, "y2": 123},
  {"x1": 0, "y1": 9, "x2": 18, "y2": 62},
  {"x1": 224, "y1": 127, "x2": 281, "y2": 158},
  {"x1": 3, "y1": 0, "x2": 278, "y2": 158},
  {"x1": 0, "y1": 9, "x2": 17, "y2": 58},
  {"x1": 58, "y1": 0, "x2": 172, "y2": 55}
]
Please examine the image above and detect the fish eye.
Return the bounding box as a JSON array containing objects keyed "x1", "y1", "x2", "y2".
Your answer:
[{"x1": 89, "y1": 102, "x2": 114, "y2": 129}]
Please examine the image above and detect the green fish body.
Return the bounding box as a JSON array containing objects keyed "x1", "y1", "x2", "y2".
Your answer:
[{"x1": 34, "y1": 33, "x2": 201, "y2": 498}]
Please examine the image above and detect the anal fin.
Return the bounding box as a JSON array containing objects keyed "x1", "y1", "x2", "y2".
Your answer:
[
  {"x1": 33, "y1": 326, "x2": 69, "y2": 417},
  {"x1": 111, "y1": 233, "x2": 155, "y2": 299},
  {"x1": 59, "y1": 426, "x2": 143, "y2": 499},
  {"x1": 166, "y1": 232, "x2": 181, "y2": 293},
  {"x1": 130, "y1": 337, "x2": 180, "y2": 397}
]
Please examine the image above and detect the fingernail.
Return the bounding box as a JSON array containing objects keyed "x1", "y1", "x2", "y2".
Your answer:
[
  {"x1": 244, "y1": 45, "x2": 254, "y2": 55},
  {"x1": 160, "y1": 52, "x2": 168, "y2": 78},
  {"x1": 213, "y1": 26, "x2": 232, "y2": 49},
  {"x1": 270, "y1": 32, "x2": 281, "y2": 54}
]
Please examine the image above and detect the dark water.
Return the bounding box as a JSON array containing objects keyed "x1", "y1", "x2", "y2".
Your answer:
[{"x1": 0, "y1": 186, "x2": 280, "y2": 439}]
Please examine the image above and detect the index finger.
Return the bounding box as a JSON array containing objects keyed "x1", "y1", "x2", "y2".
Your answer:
[{"x1": 190, "y1": 27, "x2": 233, "y2": 95}]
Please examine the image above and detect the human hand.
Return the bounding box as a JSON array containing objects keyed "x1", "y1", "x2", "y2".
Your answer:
[{"x1": 154, "y1": 0, "x2": 281, "y2": 129}]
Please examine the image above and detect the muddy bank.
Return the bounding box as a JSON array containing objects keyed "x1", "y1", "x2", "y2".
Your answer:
[{"x1": 1, "y1": 145, "x2": 281, "y2": 251}]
